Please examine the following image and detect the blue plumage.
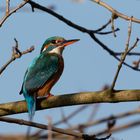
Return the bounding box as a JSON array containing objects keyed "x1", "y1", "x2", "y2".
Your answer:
[
  {"x1": 23, "y1": 87, "x2": 36, "y2": 119},
  {"x1": 19, "y1": 36, "x2": 79, "y2": 120},
  {"x1": 20, "y1": 50, "x2": 59, "y2": 119}
]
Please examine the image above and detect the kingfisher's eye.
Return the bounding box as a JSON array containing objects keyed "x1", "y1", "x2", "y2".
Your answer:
[
  {"x1": 51, "y1": 40, "x2": 56, "y2": 44},
  {"x1": 56, "y1": 40, "x2": 62, "y2": 43}
]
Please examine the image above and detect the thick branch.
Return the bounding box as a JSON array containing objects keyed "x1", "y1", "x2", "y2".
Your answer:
[{"x1": 1, "y1": 89, "x2": 140, "y2": 116}]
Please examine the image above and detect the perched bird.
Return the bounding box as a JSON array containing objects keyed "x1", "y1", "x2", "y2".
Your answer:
[{"x1": 19, "y1": 36, "x2": 79, "y2": 120}]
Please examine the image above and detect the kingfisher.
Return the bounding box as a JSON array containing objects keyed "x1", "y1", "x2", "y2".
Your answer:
[{"x1": 19, "y1": 36, "x2": 79, "y2": 120}]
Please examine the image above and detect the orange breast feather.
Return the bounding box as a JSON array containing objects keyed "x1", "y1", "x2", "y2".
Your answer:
[{"x1": 37, "y1": 55, "x2": 64, "y2": 97}]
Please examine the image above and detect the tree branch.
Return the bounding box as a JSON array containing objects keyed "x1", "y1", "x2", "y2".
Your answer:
[
  {"x1": 27, "y1": 1, "x2": 140, "y2": 72},
  {"x1": 0, "y1": 39, "x2": 34, "y2": 75},
  {"x1": 54, "y1": 105, "x2": 88, "y2": 126},
  {"x1": 6, "y1": 0, "x2": 10, "y2": 15},
  {"x1": 0, "y1": 117, "x2": 83, "y2": 138},
  {"x1": 69, "y1": 107, "x2": 140, "y2": 130},
  {"x1": 1, "y1": 89, "x2": 140, "y2": 116},
  {"x1": 110, "y1": 17, "x2": 137, "y2": 91},
  {"x1": 96, "y1": 120, "x2": 140, "y2": 136},
  {"x1": 91, "y1": 0, "x2": 140, "y2": 23},
  {"x1": 0, "y1": 116, "x2": 111, "y2": 140},
  {"x1": 0, "y1": 0, "x2": 30, "y2": 27}
]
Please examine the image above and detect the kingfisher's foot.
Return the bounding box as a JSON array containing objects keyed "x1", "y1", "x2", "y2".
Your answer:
[{"x1": 46, "y1": 93, "x2": 54, "y2": 100}]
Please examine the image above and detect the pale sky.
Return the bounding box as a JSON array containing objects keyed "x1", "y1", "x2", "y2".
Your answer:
[{"x1": 0, "y1": 0, "x2": 140, "y2": 139}]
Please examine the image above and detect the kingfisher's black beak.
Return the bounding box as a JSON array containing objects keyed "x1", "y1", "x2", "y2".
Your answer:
[{"x1": 62, "y1": 39, "x2": 80, "y2": 47}]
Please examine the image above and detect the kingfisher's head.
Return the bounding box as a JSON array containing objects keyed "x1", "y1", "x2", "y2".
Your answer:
[{"x1": 40, "y1": 36, "x2": 79, "y2": 55}]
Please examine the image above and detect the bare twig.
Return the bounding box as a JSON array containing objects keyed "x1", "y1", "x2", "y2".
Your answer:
[
  {"x1": 111, "y1": 13, "x2": 117, "y2": 37},
  {"x1": 39, "y1": 133, "x2": 111, "y2": 140},
  {"x1": 96, "y1": 28, "x2": 119, "y2": 35},
  {"x1": 0, "y1": 39, "x2": 34, "y2": 75},
  {"x1": 87, "y1": 104, "x2": 100, "y2": 122},
  {"x1": 0, "y1": 116, "x2": 83, "y2": 138},
  {"x1": 60, "y1": 108, "x2": 73, "y2": 127},
  {"x1": 0, "y1": 0, "x2": 30, "y2": 27},
  {"x1": 27, "y1": 1, "x2": 140, "y2": 72},
  {"x1": 6, "y1": 0, "x2": 10, "y2": 15},
  {"x1": 34, "y1": 105, "x2": 87, "y2": 140},
  {"x1": 91, "y1": 0, "x2": 140, "y2": 23},
  {"x1": 111, "y1": 39, "x2": 139, "y2": 89},
  {"x1": 94, "y1": 18, "x2": 112, "y2": 32},
  {"x1": 96, "y1": 120, "x2": 140, "y2": 136},
  {"x1": 32, "y1": 106, "x2": 89, "y2": 138},
  {"x1": 47, "y1": 116, "x2": 53, "y2": 140},
  {"x1": 133, "y1": 58, "x2": 140, "y2": 69},
  {"x1": 0, "y1": 116, "x2": 111, "y2": 140},
  {"x1": 54, "y1": 105, "x2": 88, "y2": 126},
  {"x1": 28, "y1": 0, "x2": 117, "y2": 36},
  {"x1": 69, "y1": 107, "x2": 140, "y2": 130},
  {"x1": 110, "y1": 18, "x2": 139, "y2": 91},
  {"x1": 114, "y1": 52, "x2": 140, "y2": 56}
]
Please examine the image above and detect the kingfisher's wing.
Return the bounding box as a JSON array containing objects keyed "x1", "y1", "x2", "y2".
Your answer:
[
  {"x1": 22, "y1": 53, "x2": 59, "y2": 93},
  {"x1": 19, "y1": 70, "x2": 28, "y2": 95}
]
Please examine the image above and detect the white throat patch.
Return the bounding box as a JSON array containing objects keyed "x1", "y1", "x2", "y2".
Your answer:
[{"x1": 49, "y1": 46, "x2": 63, "y2": 55}]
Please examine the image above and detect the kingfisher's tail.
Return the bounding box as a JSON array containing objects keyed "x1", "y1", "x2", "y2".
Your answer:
[
  {"x1": 22, "y1": 87, "x2": 36, "y2": 120},
  {"x1": 23, "y1": 90, "x2": 36, "y2": 138},
  {"x1": 25, "y1": 94, "x2": 36, "y2": 121}
]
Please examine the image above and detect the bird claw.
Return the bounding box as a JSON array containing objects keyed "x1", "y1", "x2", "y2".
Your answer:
[{"x1": 46, "y1": 93, "x2": 54, "y2": 100}]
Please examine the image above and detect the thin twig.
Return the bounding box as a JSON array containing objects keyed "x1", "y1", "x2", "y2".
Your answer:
[
  {"x1": 47, "y1": 116, "x2": 53, "y2": 140},
  {"x1": 111, "y1": 13, "x2": 117, "y2": 37},
  {"x1": 34, "y1": 105, "x2": 89, "y2": 138},
  {"x1": 110, "y1": 37, "x2": 139, "y2": 90},
  {"x1": 133, "y1": 58, "x2": 140, "y2": 69},
  {"x1": 114, "y1": 52, "x2": 140, "y2": 56},
  {"x1": 6, "y1": 0, "x2": 10, "y2": 15},
  {"x1": 94, "y1": 18, "x2": 112, "y2": 32},
  {"x1": 0, "y1": 0, "x2": 30, "y2": 27},
  {"x1": 110, "y1": 17, "x2": 137, "y2": 91},
  {"x1": 69, "y1": 107, "x2": 140, "y2": 130},
  {"x1": 87, "y1": 104, "x2": 100, "y2": 122},
  {"x1": 0, "y1": 39, "x2": 34, "y2": 75},
  {"x1": 91, "y1": 0, "x2": 140, "y2": 23},
  {"x1": 0, "y1": 116, "x2": 83, "y2": 138},
  {"x1": 0, "y1": 116, "x2": 111, "y2": 140},
  {"x1": 54, "y1": 105, "x2": 88, "y2": 126},
  {"x1": 96, "y1": 28, "x2": 119, "y2": 35},
  {"x1": 39, "y1": 133, "x2": 111, "y2": 140},
  {"x1": 27, "y1": 1, "x2": 140, "y2": 72},
  {"x1": 28, "y1": 0, "x2": 116, "y2": 36},
  {"x1": 95, "y1": 120, "x2": 140, "y2": 136},
  {"x1": 60, "y1": 108, "x2": 72, "y2": 127}
]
